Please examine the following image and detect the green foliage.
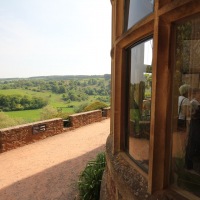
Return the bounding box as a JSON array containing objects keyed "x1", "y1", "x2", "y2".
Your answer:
[
  {"x1": 0, "y1": 76, "x2": 111, "y2": 97},
  {"x1": 78, "y1": 152, "x2": 106, "y2": 200},
  {"x1": 0, "y1": 112, "x2": 25, "y2": 129},
  {"x1": 74, "y1": 103, "x2": 89, "y2": 113},
  {"x1": 0, "y1": 75, "x2": 111, "y2": 125},
  {"x1": 40, "y1": 105, "x2": 59, "y2": 120},
  {"x1": 96, "y1": 96, "x2": 110, "y2": 103},
  {"x1": 40, "y1": 105, "x2": 71, "y2": 120},
  {"x1": 64, "y1": 89, "x2": 88, "y2": 102},
  {"x1": 83, "y1": 101, "x2": 108, "y2": 112},
  {"x1": 130, "y1": 109, "x2": 140, "y2": 133},
  {"x1": 0, "y1": 94, "x2": 48, "y2": 111},
  {"x1": 6, "y1": 109, "x2": 42, "y2": 122},
  {"x1": 103, "y1": 74, "x2": 111, "y2": 80},
  {"x1": 56, "y1": 112, "x2": 71, "y2": 120}
]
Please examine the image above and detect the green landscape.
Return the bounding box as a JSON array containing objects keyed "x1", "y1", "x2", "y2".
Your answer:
[{"x1": 0, "y1": 74, "x2": 111, "y2": 129}]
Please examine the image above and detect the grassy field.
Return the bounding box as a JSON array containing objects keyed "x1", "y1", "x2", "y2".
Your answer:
[
  {"x1": 6, "y1": 107, "x2": 75, "y2": 122},
  {"x1": 6, "y1": 109, "x2": 42, "y2": 122},
  {"x1": 1, "y1": 89, "x2": 108, "y2": 123},
  {"x1": 0, "y1": 89, "x2": 73, "y2": 121}
]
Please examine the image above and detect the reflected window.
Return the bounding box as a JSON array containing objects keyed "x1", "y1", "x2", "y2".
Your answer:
[
  {"x1": 172, "y1": 15, "x2": 200, "y2": 197},
  {"x1": 124, "y1": 0, "x2": 154, "y2": 31},
  {"x1": 126, "y1": 38, "x2": 153, "y2": 172}
]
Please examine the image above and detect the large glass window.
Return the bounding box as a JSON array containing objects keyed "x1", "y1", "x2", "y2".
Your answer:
[
  {"x1": 124, "y1": 0, "x2": 154, "y2": 31},
  {"x1": 126, "y1": 38, "x2": 153, "y2": 172},
  {"x1": 171, "y1": 15, "x2": 200, "y2": 197}
]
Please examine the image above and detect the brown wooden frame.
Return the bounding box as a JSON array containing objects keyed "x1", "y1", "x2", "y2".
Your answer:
[
  {"x1": 125, "y1": 37, "x2": 153, "y2": 174},
  {"x1": 111, "y1": 0, "x2": 200, "y2": 196}
]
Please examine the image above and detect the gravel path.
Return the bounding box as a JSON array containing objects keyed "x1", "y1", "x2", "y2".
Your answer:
[{"x1": 0, "y1": 119, "x2": 110, "y2": 200}]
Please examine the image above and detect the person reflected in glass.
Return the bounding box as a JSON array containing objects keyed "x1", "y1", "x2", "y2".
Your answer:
[
  {"x1": 178, "y1": 84, "x2": 191, "y2": 131},
  {"x1": 185, "y1": 88, "x2": 200, "y2": 171}
]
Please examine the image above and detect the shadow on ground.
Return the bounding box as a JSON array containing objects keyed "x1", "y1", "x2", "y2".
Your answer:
[{"x1": 0, "y1": 145, "x2": 105, "y2": 200}]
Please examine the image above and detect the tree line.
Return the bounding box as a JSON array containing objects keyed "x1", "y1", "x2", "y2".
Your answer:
[
  {"x1": 0, "y1": 77, "x2": 111, "y2": 103},
  {"x1": 0, "y1": 94, "x2": 48, "y2": 111}
]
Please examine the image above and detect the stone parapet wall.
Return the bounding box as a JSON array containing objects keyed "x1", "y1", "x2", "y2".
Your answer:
[
  {"x1": 102, "y1": 107, "x2": 111, "y2": 118},
  {"x1": 0, "y1": 118, "x2": 63, "y2": 153},
  {"x1": 69, "y1": 110, "x2": 102, "y2": 128},
  {"x1": 0, "y1": 108, "x2": 111, "y2": 153}
]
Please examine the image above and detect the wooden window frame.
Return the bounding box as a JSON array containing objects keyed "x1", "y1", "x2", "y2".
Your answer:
[
  {"x1": 125, "y1": 36, "x2": 153, "y2": 173},
  {"x1": 111, "y1": 0, "x2": 200, "y2": 195}
]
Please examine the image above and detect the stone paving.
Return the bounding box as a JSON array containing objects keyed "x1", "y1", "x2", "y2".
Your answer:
[{"x1": 0, "y1": 119, "x2": 110, "y2": 200}]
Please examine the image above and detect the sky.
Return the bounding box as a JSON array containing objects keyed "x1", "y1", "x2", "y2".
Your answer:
[{"x1": 0, "y1": 0, "x2": 111, "y2": 78}]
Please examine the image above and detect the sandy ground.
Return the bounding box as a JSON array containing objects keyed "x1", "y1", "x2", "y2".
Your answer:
[{"x1": 0, "y1": 119, "x2": 110, "y2": 200}]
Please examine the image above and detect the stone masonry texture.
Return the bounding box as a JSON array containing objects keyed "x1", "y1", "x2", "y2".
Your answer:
[{"x1": 0, "y1": 118, "x2": 63, "y2": 153}]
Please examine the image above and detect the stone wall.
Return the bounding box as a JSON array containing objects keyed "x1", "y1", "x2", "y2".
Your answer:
[
  {"x1": 0, "y1": 118, "x2": 63, "y2": 153},
  {"x1": 69, "y1": 110, "x2": 102, "y2": 128},
  {"x1": 102, "y1": 107, "x2": 111, "y2": 118},
  {"x1": 0, "y1": 108, "x2": 111, "y2": 153},
  {"x1": 100, "y1": 135, "x2": 187, "y2": 200},
  {"x1": 100, "y1": 135, "x2": 149, "y2": 200}
]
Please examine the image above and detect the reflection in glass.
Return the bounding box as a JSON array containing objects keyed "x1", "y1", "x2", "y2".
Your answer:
[
  {"x1": 125, "y1": 0, "x2": 154, "y2": 31},
  {"x1": 172, "y1": 16, "x2": 200, "y2": 197},
  {"x1": 127, "y1": 38, "x2": 153, "y2": 171}
]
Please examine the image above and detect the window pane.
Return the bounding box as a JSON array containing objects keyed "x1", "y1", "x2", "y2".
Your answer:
[
  {"x1": 125, "y1": 0, "x2": 154, "y2": 31},
  {"x1": 127, "y1": 38, "x2": 153, "y2": 171},
  {"x1": 172, "y1": 16, "x2": 200, "y2": 197}
]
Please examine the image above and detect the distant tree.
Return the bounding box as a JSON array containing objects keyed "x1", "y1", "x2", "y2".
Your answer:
[
  {"x1": 98, "y1": 80, "x2": 104, "y2": 87},
  {"x1": 77, "y1": 81, "x2": 81, "y2": 86},
  {"x1": 88, "y1": 79, "x2": 97, "y2": 85},
  {"x1": 51, "y1": 84, "x2": 59, "y2": 93},
  {"x1": 0, "y1": 94, "x2": 47, "y2": 111},
  {"x1": 82, "y1": 81, "x2": 87, "y2": 87},
  {"x1": 84, "y1": 87, "x2": 96, "y2": 95},
  {"x1": 106, "y1": 80, "x2": 111, "y2": 95},
  {"x1": 58, "y1": 85, "x2": 66, "y2": 94},
  {"x1": 96, "y1": 96, "x2": 110, "y2": 103},
  {"x1": 62, "y1": 94, "x2": 67, "y2": 101},
  {"x1": 104, "y1": 74, "x2": 111, "y2": 80}
]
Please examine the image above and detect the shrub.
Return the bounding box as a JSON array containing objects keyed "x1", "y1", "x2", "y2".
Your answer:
[
  {"x1": 83, "y1": 101, "x2": 108, "y2": 112},
  {"x1": 0, "y1": 112, "x2": 25, "y2": 129},
  {"x1": 56, "y1": 112, "x2": 71, "y2": 120},
  {"x1": 40, "y1": 105, "x2": 72, "y2": 120},
  {"x1": 78, "y1": 152, "x2": 106, "y2": 200},
  {"x1": 74, "y1": 103, "x2": 89, "y2": 113},
  {"x1": 40, "y1": 105, "x2": 58, "y2": 120}
]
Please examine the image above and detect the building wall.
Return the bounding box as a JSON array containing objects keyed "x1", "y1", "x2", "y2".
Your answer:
[
  {"x1": 100, "y1": 135, "x2": 187, "y2": 200},
  {"x1": 105, "y1": 0, "x2": 200, "y2": 199},
  {"x1": 100, "y1": 135, "x2": 149, "y2": 200}
]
